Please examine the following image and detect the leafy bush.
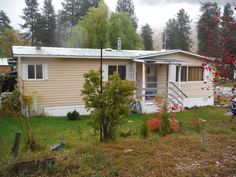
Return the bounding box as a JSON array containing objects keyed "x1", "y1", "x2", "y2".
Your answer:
[
  {"x1": 147, "y1": 103, "x2": 179, "y2": 136},
  {"x1": 148, "y1": 117, "x2": 161, "y2": 132},
  {"x1": 67, "y1": 110, "x2": 80, "y2": 120}
]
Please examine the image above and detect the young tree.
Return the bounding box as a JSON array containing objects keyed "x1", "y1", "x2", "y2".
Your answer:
[
  {"x1": 21, "y1": 0, "x2": 41, "y2": 45},
  {"x1": 0, "y1": 29, "x2": 26, "y2": 57},
  {"x1": 197, "y1": 2, "x2": 221, "y2": 57},
  {"x1": 40, "y1": 0, "x2": 57, "y2": 46},
  {"x1": 108, "y1": 12, "x2": 143, "y2": 50},
  {"x1": 164, "y1": 9, "x2": 192, "y2": 51},
  {"x1": 141, "y1": 23, "x2": 154, "y2": 50},
  {"x1": 81, "y1": 71, "x2": 136, "y2": 142},
  {"x1": 0, "y1": 10, "x2": 11, "y2": 34},
  {"x1": 116, "y1": 0, "x2": 138, "y2": 30}
]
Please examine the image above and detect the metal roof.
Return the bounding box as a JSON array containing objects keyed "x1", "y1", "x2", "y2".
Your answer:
[
  {"x1": 12, "y1": 46, "x2": 158, "y2": 59},
  {"x1": 12, "y1": 46, "x2": 212, "y2": 63}
]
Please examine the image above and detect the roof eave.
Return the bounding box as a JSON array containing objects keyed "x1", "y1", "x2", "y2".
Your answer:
[{"x1": 13, "y1": 54, "x2": 133, "y2": 60}]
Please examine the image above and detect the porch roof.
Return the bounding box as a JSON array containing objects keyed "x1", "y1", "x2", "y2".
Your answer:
[{"x1": 134, "y1": 58, "x2": 187, "y2": 65}]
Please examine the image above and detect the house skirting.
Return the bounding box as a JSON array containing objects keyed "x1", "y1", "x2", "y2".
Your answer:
[
  {"x1": 44, "y1": 105, "x2": 92, "y2": 116},
  {"x1": 183, "y1": 97, "x2": 214, "y2": 108},
  {"x1": 42, "y1": 97, "x2": 214, "y2": 116}
]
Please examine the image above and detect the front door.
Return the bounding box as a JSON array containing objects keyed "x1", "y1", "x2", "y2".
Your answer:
[{"x1": 146, "y1": 64, "x2": 157, "y2": 99}]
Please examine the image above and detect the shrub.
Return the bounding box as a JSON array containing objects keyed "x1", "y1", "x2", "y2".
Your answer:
[
  {"x1": 140, "y1": 118, "x2": 149, "y2": 139},
  {"x1": 67, "y1": 110, "x2": 80, "y2": 120},
  {"x1": 148, "y1": 117, "x2": 161, "y2": 132},
  {"x1": 147, "y1": 103, "x2": 179, "y2": 136}
]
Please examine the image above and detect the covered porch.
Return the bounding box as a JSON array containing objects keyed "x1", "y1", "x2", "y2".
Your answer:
[{"x1": 134, "y1": 58, "x2": 187, "y2": 104}]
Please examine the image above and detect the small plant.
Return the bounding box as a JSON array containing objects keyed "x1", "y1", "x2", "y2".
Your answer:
[
  {"x1": 192, "y1": 117, "x2": 206, "y2": 133},
  {"x1": 148, "y1": 117, "x2": 162, "y2": 132},
  {"x1": 147, "y1": 103, "x2": 179, "y2": 136},
  {"x1": 119, "y1": 129, "x2": 132, "y2": 137},
  {"x1": 67, "y1": 110, "x2": 80, "y2": 120},
  {"x1": 140, "y1": 118, "x2": 149, "y2": 139}
]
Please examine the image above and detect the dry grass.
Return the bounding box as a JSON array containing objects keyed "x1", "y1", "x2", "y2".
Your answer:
[{"x1": 2, "y1": 134, "x2": 235, "y2": 177}]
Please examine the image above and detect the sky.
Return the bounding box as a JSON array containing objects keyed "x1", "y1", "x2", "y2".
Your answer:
[{"x1": 1, "y1": 0, "x2": 235, "y2": 32}]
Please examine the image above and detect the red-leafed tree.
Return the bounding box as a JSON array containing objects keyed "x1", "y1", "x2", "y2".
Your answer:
[{"x1": 198, "y1": 2, "x2": 236, "y2": 104}]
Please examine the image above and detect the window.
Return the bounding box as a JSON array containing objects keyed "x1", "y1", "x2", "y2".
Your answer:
[
  {"x1": 27, "y1": 64, "x2": 43, "y2": 79},
  {"x1": 188, "y1": 67, "x2": 203, "y2": 81},
  {"x1": 108, "y1": 65, "x2": 126, "y2": 80},
  {"x1": 176, "y1": 66, "x2": 187, "y2": 82}
]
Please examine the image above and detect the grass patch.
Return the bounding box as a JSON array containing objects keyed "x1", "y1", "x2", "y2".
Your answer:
[{"x1": 0, "y1": 106, "x2": 236, "y2": 176}]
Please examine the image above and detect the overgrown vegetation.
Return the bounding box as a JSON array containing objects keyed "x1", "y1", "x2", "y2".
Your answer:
[
  {"x1": 2, "y1": 87, "x2": 40, "y2": 152},
  {"x1": 0, "y1": 73, "x2": 17, "y2": 93},
  {"x1": 0, "y1": 106, "x2": 236, "y2": 176}
]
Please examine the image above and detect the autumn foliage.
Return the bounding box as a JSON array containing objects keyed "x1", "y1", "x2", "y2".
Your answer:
[{"x1": 148, "y1": 104, "x2": 179, "y2": 135}]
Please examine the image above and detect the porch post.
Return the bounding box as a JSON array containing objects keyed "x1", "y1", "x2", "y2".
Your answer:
[
  {"x1": 142, "y1": 62, "x2": 146, "y2": 101},
  {"x1": 133, "y1": 62, "x2": 137, "y2": 99},
  {"x1": 178, "y1": 64, "x2": 182, "y2": 88}
]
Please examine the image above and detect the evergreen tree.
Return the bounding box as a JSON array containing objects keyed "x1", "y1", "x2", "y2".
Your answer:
[
  {"x1": 164, "y1": 9, "x2": 192, "y2": 51},
  {"x1": 58, "y1": 0, "x2": 99, "y2": 46},
  {"x1": 0, "y1": 10, "x2": 11, "y2": 34},
  {"x1": 197, "y1": 2, "x2": 221, "y2": 57},
  {"x1": 40, "y1": 0, "x2": 57, "y2": 46},
  {"x1": 176, "y1": 9, "x2": 192, "y2": 51},
  {"x1": 59, "y1": 0, "x2": 99, "y2": 27},
  {"x1": 141, "y1": 23, "x2": 153, "y2": 50},
  {"x1": 221, "y1": 3, "x2": 236, "y2": 55},
  {"x1": 59, "y1": 0, "x2": 80, "y2": 27},
  {"x1": 165, "y1": 18, "x2": 178, "y2": 49},
  {"x1": 21, "y1": 0, "x2": 41, "y2": 45},
  {"x1": 116, "y1": 0, "x2": 138, "y2": 30}
]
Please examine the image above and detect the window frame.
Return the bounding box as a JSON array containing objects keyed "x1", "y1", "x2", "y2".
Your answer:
[
  {"x1": 175, "y1": 66, "x2": 204, "y2": 82},
  {"x1": 27, "y1": 64, "x2": 44, "y2": 80},
  {"x1": 108, "y1": 65, "x2": 126, "y2": 80},
  {"x1": 176, "y1": 66, "x2": 187, "y2": 82},
  {"x1": 188, "y1": 66, "x2": 204, "y2": 81}
]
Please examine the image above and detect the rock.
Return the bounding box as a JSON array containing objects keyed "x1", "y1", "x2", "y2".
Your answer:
[
  {"x1": 123, "y1": 149, "x2": 134, "y2": 154},
  {"x1": 50, "y1": 142, "x2": 64, "y2": 151}
]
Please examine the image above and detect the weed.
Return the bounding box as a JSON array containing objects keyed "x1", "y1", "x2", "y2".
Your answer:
[{"x1": 140, "y1": 118, "x2": 149, "y2": 139}]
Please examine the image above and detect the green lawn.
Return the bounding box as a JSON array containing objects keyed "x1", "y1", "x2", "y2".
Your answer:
[
  {"x1": 0, "y1": 106, "x2": 235, "y2": 154},
  {"x1": 0, "y1": 106, "x2": 236, "y2": 176}
]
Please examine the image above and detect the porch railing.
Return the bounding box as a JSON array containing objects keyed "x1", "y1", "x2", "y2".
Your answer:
[
  {"x1": 168, "y1": 82, "x2": 187, "y2": 107},
  {"x1": 135, "y1": 81, "x2": 187, "y2": 107}
]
